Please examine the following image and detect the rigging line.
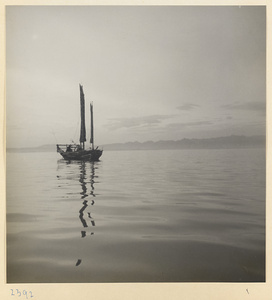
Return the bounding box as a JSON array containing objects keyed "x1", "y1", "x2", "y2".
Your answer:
[
  {"x1": 50, "y1": 128, "x2": 58, "y2": 143},
  {"x1": 72, "y1": 120, "x2": 80, "y2": 143}
]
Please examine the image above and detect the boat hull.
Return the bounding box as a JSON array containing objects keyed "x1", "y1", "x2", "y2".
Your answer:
[{"x1": 59, "y1": 149, "x2": 103, "y2": 161}]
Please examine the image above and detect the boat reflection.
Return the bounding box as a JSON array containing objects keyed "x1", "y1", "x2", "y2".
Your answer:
[
  {"x1": 79, "y1": 161, "x2": 95, "y2": 237},
  {"x1": 57, "y1": 159, "x2": 100, "y2": 266},
  {"x1": 78, "y1": 161, "x2": 97, "y2": 236},
  {"x1": 76, "y1": 161, "x2": 99, "y2": 266}
]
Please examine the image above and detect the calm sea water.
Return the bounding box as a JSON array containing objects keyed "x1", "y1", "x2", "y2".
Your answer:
[{"x1": 6, "y1": 148, "x2": 265, "y2": 283}]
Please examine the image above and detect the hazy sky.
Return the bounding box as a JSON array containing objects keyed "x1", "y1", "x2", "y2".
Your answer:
[{"x1": 6, "y1": 6, "x2": 266, "y2": 148}]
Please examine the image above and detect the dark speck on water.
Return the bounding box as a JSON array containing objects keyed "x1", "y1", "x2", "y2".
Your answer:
[
  {"x1": 6, "y1": 149, "x2": 265, "y2": 283},
  {"x1": 76, "y1": 259, "x2": 82, "y2": 266}
]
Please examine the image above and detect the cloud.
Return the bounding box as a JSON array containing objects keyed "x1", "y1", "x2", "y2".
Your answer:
[
  {"x1": 167, "y1": 120, "x2": 213, "y2": 130},
  {"x1": 222, "y1": 101, "x2": 265, "y2": 113},
  {"x1": 105, "y1": 114, "x2": 173, "y2": 130},
  {"x1": 176, "y1": 103, "x2": 200, "y2": 111}
]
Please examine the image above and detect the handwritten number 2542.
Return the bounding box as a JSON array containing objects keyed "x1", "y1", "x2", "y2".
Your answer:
[{"x1": 11, "y1": 289, "x2": 33, "y2": 298}]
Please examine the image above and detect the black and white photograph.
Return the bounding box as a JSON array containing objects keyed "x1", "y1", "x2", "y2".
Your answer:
[{"x1": 5, "y1": 3, "x2": 267, "y2": 290}]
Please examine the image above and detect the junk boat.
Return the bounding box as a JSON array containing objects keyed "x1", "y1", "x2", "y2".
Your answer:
[{"x1": 57, "y1": 84, "x2": 103, "y2": 161}]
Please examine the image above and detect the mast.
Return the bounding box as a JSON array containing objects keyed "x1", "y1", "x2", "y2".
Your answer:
[
  {"x1": 79, "y1": 84, "x2": 86, "y2": 150},
  {"x1": 90, "y1": 102, "x2": 94, "y2": 150}
]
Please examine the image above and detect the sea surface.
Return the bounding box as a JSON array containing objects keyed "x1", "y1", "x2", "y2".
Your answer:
[{"x1": 6, "y1": 148, "x2": 265, "y2": 283}]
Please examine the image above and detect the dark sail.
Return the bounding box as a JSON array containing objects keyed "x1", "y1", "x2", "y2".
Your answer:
[
  {"x1": 90, "y1": 102, "x2": 94, "y2": 149},
  {"x1": 79, "y1": 84, "x2": 86, "y2": 145}
]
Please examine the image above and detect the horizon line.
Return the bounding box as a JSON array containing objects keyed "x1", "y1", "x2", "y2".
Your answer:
[{"x1": 6, "y1": 134, "x2": 265, "y2": 150}]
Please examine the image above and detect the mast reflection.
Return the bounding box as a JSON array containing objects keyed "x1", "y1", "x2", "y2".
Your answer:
[
  {"x1": 57, "y1": 159, "x2": 100, "y2": 267},
  {"x1": 78, "y1": 161, "x2": 97, "y2": 238}
]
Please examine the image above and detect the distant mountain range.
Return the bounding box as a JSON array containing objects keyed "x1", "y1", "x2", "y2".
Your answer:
[{"x1": 7, "y1": 135, "x2": 265, "y2": 153}]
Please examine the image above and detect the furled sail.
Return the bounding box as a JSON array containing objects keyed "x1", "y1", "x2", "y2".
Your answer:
[
  {"x1": 90, "y1": 102, "x2": 94, "y2": 149},
  {"x1": 79, "y1": 84, "x2": 86, "y2": 145}
]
